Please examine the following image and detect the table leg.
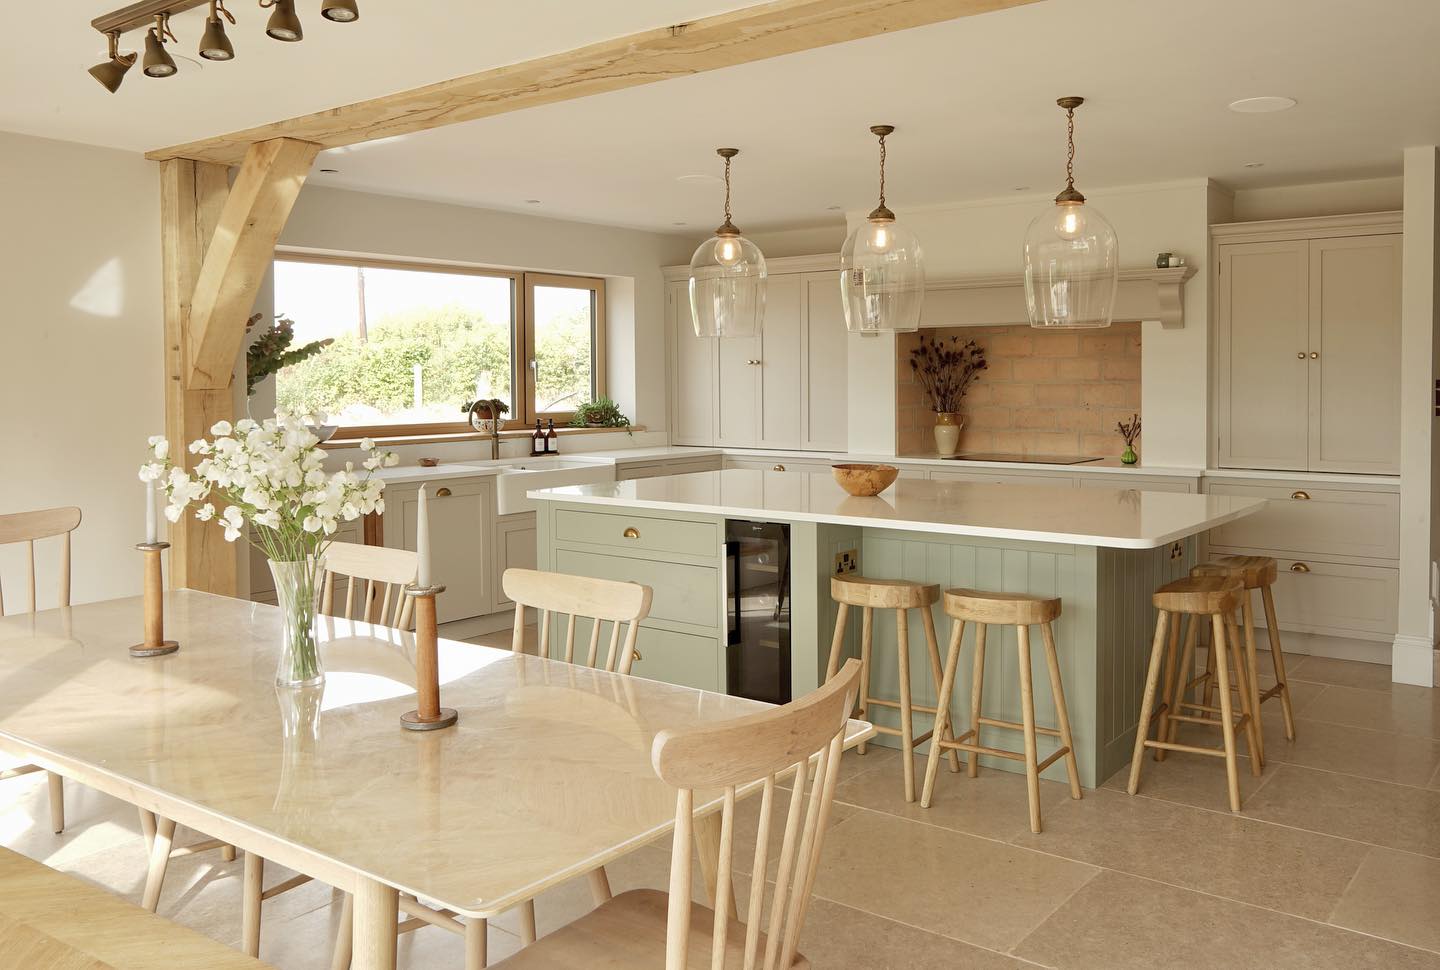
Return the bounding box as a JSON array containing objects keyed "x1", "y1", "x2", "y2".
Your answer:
[
  {"x1": 242, "y1": 852, "x2": 264, "y2": 957},
  {"x1": 141, "y1": 816, "x2": 176, "y2": 912},
  {"x1": 351, "y1": 878, "x2": 398, "y2": 970},
  {"x1": 694, "y1": 812, "x2": 737, "y2": 919}
]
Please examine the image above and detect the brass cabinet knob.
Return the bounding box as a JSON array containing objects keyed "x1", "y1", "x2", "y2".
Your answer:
[
  {"x1": 435, "y1": 487, "x2": 453, "y2": 497},
  {"x1": 1297, "y1": 352, "x2": 1306, "y2": 359},
  {"x1": 1290, "y1": 562, "x2": 1311, "y2": 573},
  {"x1": 773, "y1": 464, "x2": 786, "y2": 472},
  {"x1": 622, "y1": 527, "x2": 640, "y2": 539},
  {"x1": 632, "y1": 649, "x2": 643, "y2": 662},
  {"x1": 1290, "y1": 490, "x2": 1310, "y2": 500},
  {"x1": 1310, "y1": 351, "x2": 1319, "y2": 359}
]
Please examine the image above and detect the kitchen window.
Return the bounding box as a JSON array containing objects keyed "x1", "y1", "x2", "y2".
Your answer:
[{"x1": 271, "y1": 253, "x2": 605, "y2": 438}]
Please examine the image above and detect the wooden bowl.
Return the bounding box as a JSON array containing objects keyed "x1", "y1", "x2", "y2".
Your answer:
[{"x1": 832, "y1": 463, "x2": 899, "y2": 497}]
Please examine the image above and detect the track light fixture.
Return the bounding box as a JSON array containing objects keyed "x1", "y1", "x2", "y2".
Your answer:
[
  {"x1": 320, "y1": 0, "x2": 360, "y2": 23},
  {"x1": 88, "y1": 30, "x2": 136, "y2": 93},
  {"x1": 197, "y1": 0, "x2": 235, "y2": 60},
  {"x1": 142, "y1": 12, "x2": 178, "y2": 78},
  {"x1": 261, "y1": 0, "x2": 302, "y2": 42},
  {"x1": 88, "y1": 0, "x2": 361, "y2": 92}
]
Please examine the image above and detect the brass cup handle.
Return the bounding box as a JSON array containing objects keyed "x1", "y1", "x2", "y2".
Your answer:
[
  {"x1": 435, "y1": 487, "x2": 453, "y2": 497},
  {"x1": 773, "y1": 464, "x2": 786, "y2": 472},
  {"x1": 1290, "y1": 562, "x2": 1311, "y2": 573},
  {"x1": 1290, "y1": 490, "x2": 1310, "y2": 500},
  {"x1": 622, "y1": 527, "x2": 640, "y2": 539}
]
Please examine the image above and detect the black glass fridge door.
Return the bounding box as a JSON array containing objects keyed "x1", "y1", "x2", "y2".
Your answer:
[{"x1": 724, "y1": 520, "x2": 791, "y2": 705}]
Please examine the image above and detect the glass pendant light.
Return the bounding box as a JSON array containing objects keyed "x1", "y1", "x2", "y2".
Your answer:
[
  {"x1": 689, "y1": 148, "x2": 767, "y2": 338},
  {"x1": 1023, "y1": 97, "x2": 1119, "y2": 329},
  {"x1": 841, "y1": 125, "x2": 924, "y2": 333}
]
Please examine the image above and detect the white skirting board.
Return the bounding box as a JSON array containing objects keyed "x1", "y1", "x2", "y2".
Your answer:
[{"x1": 1391, "y1": 633, "x2": 1437, "y2": 688}]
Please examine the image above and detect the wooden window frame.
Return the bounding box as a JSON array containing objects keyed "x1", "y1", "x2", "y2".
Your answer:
[
  {"x1": 271, "y1": 252, "x2": 605, "y2": 440},
  {"x1": 522, "y1": 272, "x2": 607, "y2": 427}
]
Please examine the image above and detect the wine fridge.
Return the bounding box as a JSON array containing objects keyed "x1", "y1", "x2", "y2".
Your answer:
[{"x1": 723, "y1": 520, "x2": 791, "y2": 705}]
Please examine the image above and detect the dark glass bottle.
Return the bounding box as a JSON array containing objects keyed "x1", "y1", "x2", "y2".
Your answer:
[
  {"x1": 545, "y1": 419, "x2": 558, "y2": 454},
  {"x1": 531, "y1": 420, "x2": 543, "y2": 455}
]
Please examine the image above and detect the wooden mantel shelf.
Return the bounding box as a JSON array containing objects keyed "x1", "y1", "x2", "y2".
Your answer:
[{"x1": 921, "y1": 265, "x2": 1197, "y2": 330}]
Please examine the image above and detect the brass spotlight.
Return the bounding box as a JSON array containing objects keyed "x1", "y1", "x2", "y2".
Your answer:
[
  {"x1": 262, "y1": 0, "x2": 302, "y2": 42},
  {"x1": 320, "y1": 0, "x2": 359, "y2": 23},
  {"x1": 198, "y1": 0, "x2": 235, "y2": 60},
  {"x1": 142, "y1": 13, "x2": 178, "y2": 78},
  {"x1": 89, "y1": 30, "x2": 135, "y2": 93}
]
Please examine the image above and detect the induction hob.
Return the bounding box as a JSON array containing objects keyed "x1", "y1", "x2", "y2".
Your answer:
[{"x1": 944, "y1": 453, "x2": 1102, "y2": 465}]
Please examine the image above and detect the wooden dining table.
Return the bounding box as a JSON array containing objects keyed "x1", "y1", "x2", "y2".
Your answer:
[{"x1": 0, "y1": 590, "x2": 872, "y2": 969}]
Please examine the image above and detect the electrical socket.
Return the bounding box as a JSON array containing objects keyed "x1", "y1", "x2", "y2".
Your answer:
[{"x1": 834, "y1": 549, "x2": 858, "y2": 575}]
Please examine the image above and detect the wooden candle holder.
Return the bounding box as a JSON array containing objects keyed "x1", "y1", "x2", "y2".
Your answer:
[
  {"x1": 130, "y1": 542, "x2": 180, "y2": 658},
  {"x1": 400, "y1": 585, "x2": 457, "y2": 731}
]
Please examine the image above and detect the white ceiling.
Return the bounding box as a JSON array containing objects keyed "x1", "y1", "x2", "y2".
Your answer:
[{"x1": 7, "y1": 1, "x2": 1440, "y2": 233}]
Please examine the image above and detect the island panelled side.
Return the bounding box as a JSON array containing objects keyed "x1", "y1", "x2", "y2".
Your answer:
[{"x1": 537, "y1": 497, "x2": 1197, "y2": 788}]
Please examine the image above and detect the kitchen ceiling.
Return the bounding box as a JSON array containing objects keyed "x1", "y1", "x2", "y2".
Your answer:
[{"x1": 8, "y1": 0, "x2": 1440, "y2": 233}]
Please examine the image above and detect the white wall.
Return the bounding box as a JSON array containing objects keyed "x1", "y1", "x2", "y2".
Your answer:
[
  {"x1": 278, "y1": 187, "x2": 694, "y2": 432},
  {"x1": 1232, "y1": 176, "x2": 1403, "y2": 223},
  {"x1": 857, "y1": 179, "x2": 1222, "y2": 467},
  {"x1": 0, "y1": 132, "x2": 162, "y2": 608}
]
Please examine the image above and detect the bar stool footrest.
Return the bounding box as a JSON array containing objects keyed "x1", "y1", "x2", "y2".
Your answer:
[
  {"x1": 977, "y1": 714, "x2": 1063, "y2": 739},
  {"x1": 1141, "y1": 739, "x2": 1228, "y2": 758},
  {"x1": 1036, "y1": 746, "x2": 1073, "y2": 773}
]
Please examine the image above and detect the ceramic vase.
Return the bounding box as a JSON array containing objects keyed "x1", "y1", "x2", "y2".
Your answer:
[
  {"x1": 1121, "y1": 445, "x2": 1138, "y2": 465},
  {"x1": 933, "y1": 412, "x2": 962, "y2": 457}
]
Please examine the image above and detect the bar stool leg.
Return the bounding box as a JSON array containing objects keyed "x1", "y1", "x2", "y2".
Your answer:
[
  {"x1": 1210, "y1": 613, "x2": 1242, "y2": 812},
  {"x1": 857, "y1": 607, "x2": 873, "y2": 756},
  {"x1": 824, "y1": 602, "x2": 850, "y2": 682},
  {"x1": 896, "y1": 607, "x2": 917, "y2": 803},
  {"x1": 1039, "y1": 621, "x2": 1082, "y2": 800},
  {"x1": 921, "y1": 619, "x2": 965, "y2": 808},
  {"x1": 919, "y1": 605, "x2": 962, "y2": 773},
  {"x1": 1202, "y1": 628, "x2": 1218, "y2": 714},
  {"x1": 1238, "y1": 592, "x2": 1266, "y2": 765},
  {"x1": 1016, "y1": 624, "x2": 1043, "y2": 834},
  {"x1": 1225, "y1": 611, "x2": 1264, "y2": 778},
  {"x1": 1153, "y1": 612, "x2": 1182, "y2": 765},
  {"x1": 1128, "y1": 610, "x2": 1170, "y2": 795},
  {"x1": 968, "y1": 624, "x2": 987, "y2": 778},
  {"x1": 1160, "y1": 616, "x2": 1198, "y2": 758},
  {"x1": 1260, "y1": 585, "x2": 1297, "y2": 741}
]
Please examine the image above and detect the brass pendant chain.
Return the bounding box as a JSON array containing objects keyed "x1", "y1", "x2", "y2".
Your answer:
[
  {"x1": 1065, "y1": 105, "x2": 1076, "y2": 194},
  {"x1": 877, "y1": 130, "x2": 887, "y2": 209},
  {"x1": 723, "y1": 154, "x2": 733, "y2": 226}
]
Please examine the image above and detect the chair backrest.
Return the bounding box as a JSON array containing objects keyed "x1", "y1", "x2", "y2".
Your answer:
[
  {"x1": 502, "y1": 568, "x2": 653, "y2": 674},
  {"x1": 651, "y1": 659, "x2": 862, "y2": 970},
  {"x1": 320, "y1": 542, "x2": 420, "y2": 631},
  {"x1": 0, "y1": 507, "x2": 81, "y2": 617}
]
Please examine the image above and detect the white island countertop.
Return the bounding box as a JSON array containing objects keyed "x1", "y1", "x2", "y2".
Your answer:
[{"x1": 532, "y1": 469, "x2": 1266, "y2": 549}]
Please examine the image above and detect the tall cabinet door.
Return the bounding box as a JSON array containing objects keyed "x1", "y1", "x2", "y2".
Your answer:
[
  {"x1": 1307, "y1": 234, "x2": 1402, "y2": 473},
  {"x1": 1216, "y1": 240, "x2": 1311, "y2": 470},
  {"x1": 715, "y1": 329, "x2": 761, "y2": 447},
  {"x1": 801, "y1": 271, "x2": 849, "y2": 451},
  {"x1": 669, "y1": 280, "x2": 716, "y2": 445},
  {"x1": 758, "y1": 273, "x2": 802, "y2": 449}
]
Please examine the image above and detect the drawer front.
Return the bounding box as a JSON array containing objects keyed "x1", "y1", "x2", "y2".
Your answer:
[
  {"x1": 630, "y1": 626, "x2": 721, "y2": 692},
  {"x1": 930, "y1": 470, "x2": 1078, "y2": 487},
  {"x1": 618, "y1": 458, "x2": 723, "y2": 480},
  {"x1": 1205, "y1": 483, "x2": 1399, "y2": 559},
  {"x1": 1079, "y1": 477, "x2": 1193, "y2": 493},
  {"x1": 725, "y1": 457, "x2": 832, "y2": 473},
  {"x1": 554, "y1": 509, "x2": 720, "y2": 559},
  {"x1": 1212, "y1": 549, "x2": 1398, "y2": 638},
  {"x1": 555, "y1": 549, "x2": 719, "y2": 628}
]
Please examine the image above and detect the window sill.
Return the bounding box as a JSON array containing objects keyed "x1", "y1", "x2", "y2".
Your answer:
[{"x1": 320, "y1": 425, "x2": 645, "y2": 450}]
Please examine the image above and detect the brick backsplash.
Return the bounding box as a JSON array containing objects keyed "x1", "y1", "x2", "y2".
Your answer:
[{"x1": 896, "y1": 323, "x2": 1141, "y2": 458}]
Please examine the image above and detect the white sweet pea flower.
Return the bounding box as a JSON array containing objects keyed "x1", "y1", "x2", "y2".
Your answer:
[
  {"x1": 363, "y1": 455, "x2": 383, "y2": 471},
  {"x1": 138, "y1": 463, "x2": 165, "y2": 483},
  {"x1": 222, "y1": 506, "x2": 244, "y2": 528},
  {"x1": 188, "y1": 439, "x2": 211, "y2": 455},
  {"x1": 360, "y1": 438, "x2": 375, "y2": 451},
  {"x1": 322, "y1": 518, "x2": 338, "y2": 535},
  {"x1": 302, "y1": 515, "x2": 323, "y2": 534},
  {"x1": 223, "y1": 524, "x2": 242, "y2": 543},
  {"x1": 210, "y1": 420, "x2": 233, "y2": 437},
  {"x1": 164, "y1": 504, "x2": 184, "y2": 523},
  {"x1": 384, "y1": 452, "x2": 400, "y2": 467},
  {"x1": 196, "y1": 503, "x2": 216, "y2": 521},
  {"x1": 254, "y1": 509, "x2": 281, "y2": 529},
  {"x1": 235, "y1": 418, "x2": 258, "y2": 434}
]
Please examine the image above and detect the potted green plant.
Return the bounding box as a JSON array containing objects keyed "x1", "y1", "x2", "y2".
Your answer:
[
  {"x1": 571, "y1": 397, "x2": 632, "y2": 432},
  {"x1": 462, "y1": 398, "x2": 510, "y2": 434},
  {"x1": 908, "y1": 335, "x2": 987, "y2": 457},
  {"x1": 245, "y1": 313, "x2": 332, "y2": 396}
]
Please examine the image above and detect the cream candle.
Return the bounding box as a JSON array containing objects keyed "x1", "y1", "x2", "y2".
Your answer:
[
  {"x1": 145, "y1": 479, "x2": 157, "y2": 544},
  {"x1": 416, "y1": 483, "x2": 432, "y2": 587}
]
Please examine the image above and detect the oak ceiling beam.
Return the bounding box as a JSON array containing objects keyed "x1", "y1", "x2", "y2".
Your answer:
[
  {"x1": 146, "y1": 0, "x2": 1042, "y2": 166},
  {"x1": 186, "y1": 137, "x2": 320, "y2": 390}
]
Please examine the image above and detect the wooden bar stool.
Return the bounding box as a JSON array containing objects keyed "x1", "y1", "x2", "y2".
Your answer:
[
  {"x1": 1129, "y1": 576, "x2": 1262, "y2": 813},
  {"x1": 920, "y1": 590, "x2": 1082, "y2": 835},
  {"x1": 1189, "y1": 555, "x2": 1297, "y2": 764},
  {"x1": 823, "y1": 575, "x2": 959, "y2": 803}
]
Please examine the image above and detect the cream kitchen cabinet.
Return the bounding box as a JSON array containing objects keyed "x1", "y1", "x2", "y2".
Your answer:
[
  {"x1": 1212, "y1": 214, "x2": 1401, "y2": 474},
  {"x1": 382, "y1": 478, "x2": 495, "y2": 624},
  {"x1": 666, "y1": 255, "x2": 848, "y2": 452}
]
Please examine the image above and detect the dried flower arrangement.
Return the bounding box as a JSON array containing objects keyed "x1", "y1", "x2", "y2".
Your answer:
[
  {"x1": 1116, "y1": 413, "x2": 1141, "y2": 447},
  {"x1": 908, "y1": 334, "x2": 987, "y2": 413}
]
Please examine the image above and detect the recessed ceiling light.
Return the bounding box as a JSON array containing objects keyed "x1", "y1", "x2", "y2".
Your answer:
[
  {"x1": 524, "y1": 199, "x2": 542, "y2": 205},
  {"x1": 319, "y1": 168, "x2": 340, "y2": 174},
  {"x1": 672, "y1": 221, "x2": 687, "y2": 226},
  {"x1": 676, "y1": 174, "x2": 723, "y2": 185},
  {"x1": 1012, "y1": 186, "x2": 1030, "y2": 192},
  {"x1": 1228, "y1": 96, "x2": 1296, "y2": 114},
  {"x1": 1242, "y1": 161, "x2": 1265, "y2": 169},
  {"x1": 825, "y1": 205, "x2": 843, "y2": 211}
]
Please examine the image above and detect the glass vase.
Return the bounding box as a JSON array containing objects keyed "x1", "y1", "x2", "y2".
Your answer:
[{"x1": 269, "y1": 557, "x2": 325, "y2": 688}]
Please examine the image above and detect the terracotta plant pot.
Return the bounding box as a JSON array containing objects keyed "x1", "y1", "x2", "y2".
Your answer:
[{"x1": 933, "y1": 412, "x2": 963, "y2": 457}]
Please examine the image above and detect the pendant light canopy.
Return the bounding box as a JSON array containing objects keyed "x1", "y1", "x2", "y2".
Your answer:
[
  {"x1": 689, "y1": 148, "x2": 767, "y2": 339},
  {"x1": 1023, "y1": 97, "x2": 1118, "y2": 329},
  {"x1": 840, "y1": 125, "x2": 925, "y2": 333}
]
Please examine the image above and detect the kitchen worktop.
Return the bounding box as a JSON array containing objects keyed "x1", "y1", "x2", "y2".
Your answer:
[{"x1": 532, "y1": 468, "x2": 1265, "y2": 549}]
